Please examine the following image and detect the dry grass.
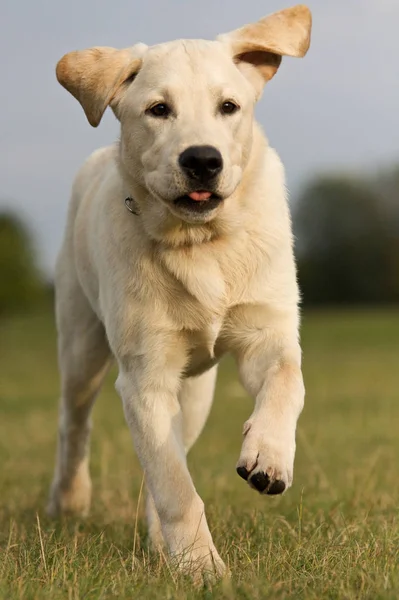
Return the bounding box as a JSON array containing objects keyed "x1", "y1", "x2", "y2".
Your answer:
[{"x1": 0, "y1": 309, "x2": 398, "y2": 599}]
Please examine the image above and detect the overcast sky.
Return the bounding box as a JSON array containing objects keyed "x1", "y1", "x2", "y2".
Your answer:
[{"x1": 1, "y1": 0, "x2": 399, "y2": 273}]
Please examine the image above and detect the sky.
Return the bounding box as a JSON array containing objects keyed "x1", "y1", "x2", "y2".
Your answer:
[{"x1": 1, "y1": 0, "x2": 399, "y2": 273}]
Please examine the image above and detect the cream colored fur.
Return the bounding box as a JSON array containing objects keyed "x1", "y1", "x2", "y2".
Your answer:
[{"x1": 48, "y1": 5, "x2": 312, "y2": 583}]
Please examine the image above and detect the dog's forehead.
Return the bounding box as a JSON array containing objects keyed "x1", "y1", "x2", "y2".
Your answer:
[
  {"x1": 146, "y1": 38, "x2": 223, "y2": 60},
  {"x1": 138, "y1": 39, "x2": 240, "y2": 87}
]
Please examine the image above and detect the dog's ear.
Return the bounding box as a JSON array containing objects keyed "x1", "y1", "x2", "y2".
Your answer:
[
  {"x1": 56, "y1": 46, "x2": 146, "y2": 127},
  {"x1": 219, "y1": 5, "x2": 312, "y2": 95}
]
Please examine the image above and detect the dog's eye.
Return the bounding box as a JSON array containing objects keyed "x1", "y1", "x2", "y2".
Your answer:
[
  {"x1": 148, "y1": 103, "x2": 171, "y2": 118},
  {"x1": 221, "y1": 101, "x2": 239, "y2": 115}
]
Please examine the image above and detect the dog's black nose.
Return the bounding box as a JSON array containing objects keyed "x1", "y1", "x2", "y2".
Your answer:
[{"x1": 179, "y1": 145, "x2": 223, "y2": 182}]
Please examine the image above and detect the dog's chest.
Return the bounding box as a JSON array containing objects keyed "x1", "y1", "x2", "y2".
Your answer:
[{"x1": 155, "y1": 236, "x2": 269, "y2": 377}]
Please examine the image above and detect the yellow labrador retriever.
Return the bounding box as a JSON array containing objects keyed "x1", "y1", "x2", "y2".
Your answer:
[{"x1": 48, "y1": 5, "x2": 312, "y2": 581}]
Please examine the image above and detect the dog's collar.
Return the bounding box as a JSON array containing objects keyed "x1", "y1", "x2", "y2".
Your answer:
[{"x1": 124, "y1": 197, "x2": 140, "y2": 215}]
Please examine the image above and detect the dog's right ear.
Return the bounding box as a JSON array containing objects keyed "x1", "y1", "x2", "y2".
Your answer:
[
  {"x1": 219, "y1": 5, "x2": 312, "y2": 97},
  {"x1": 56, "y1": 45, "x2": 146, "y2": 127}
]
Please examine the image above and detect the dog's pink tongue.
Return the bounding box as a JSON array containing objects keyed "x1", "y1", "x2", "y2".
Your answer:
[{"x1": 188, "y1": 191, "x2": 212, "y2": 201}]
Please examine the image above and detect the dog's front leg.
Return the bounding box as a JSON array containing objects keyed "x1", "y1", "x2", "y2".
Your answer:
[
  {"x1": 234, "y1": 324, "x2": 305, "y2": 495},
  {"x1": 113, "y1": 332, "x2": 225, "y2": 581}
]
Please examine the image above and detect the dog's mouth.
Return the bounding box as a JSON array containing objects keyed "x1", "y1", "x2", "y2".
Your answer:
[{"x1": 174, "y1": 191, "x2": 223, "y2": 213}]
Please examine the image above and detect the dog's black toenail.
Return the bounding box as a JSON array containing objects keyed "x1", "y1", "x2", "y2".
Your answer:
[
  {"x1": 236, "y1": 466, "x2": 249, "y2": 481},
  {"x1": 249, "y1": 471, "x2": 270, "y2": 492},
  {"x1": 267, "y1": 480, "x2": 286, "y2": 495}
]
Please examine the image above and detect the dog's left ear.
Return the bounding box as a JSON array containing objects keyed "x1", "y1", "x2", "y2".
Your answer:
[{"x1": 218, "y1": 4, "x2": 312, "y2": 96}]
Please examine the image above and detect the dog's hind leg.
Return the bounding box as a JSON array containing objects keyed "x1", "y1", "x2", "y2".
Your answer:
[
  {"x1": 47, "y1": 275, "x2": 112, "y2": 517},
  {"x1": 146, "y1": 366, "x2": 217, "y2": 549}
]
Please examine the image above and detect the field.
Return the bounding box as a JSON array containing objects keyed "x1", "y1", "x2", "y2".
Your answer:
[{"x1": 1, "y1": 309, "x2": 398, "y2": 599}]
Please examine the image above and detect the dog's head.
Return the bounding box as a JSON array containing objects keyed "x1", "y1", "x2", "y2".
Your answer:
[{"x1": 57, "y1": 5, "x2": 311, "y2": 223}]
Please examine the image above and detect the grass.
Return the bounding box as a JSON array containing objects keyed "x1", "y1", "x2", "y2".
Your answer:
[{"x1": 0, "y1": 308, "x2": 398, "y2": 599}]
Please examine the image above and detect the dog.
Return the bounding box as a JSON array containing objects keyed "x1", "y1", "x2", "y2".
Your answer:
[{"x1": 48, "y1": 4, "x2": 312, "y2": 582}]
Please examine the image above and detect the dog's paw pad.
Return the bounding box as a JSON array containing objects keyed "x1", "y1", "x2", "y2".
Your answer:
[
  {"x1": 249, "y1": 471, "x2": 270, "y2": 493},
  {"x1": 236, "y1": 466, "x2": 250, "y2": 481},
  {"x1": 266, "y1": 479, "x2": 286, "y2": 495},
  {"x1": 246, "y1": 471, "x2": 286, "y2": 495}
]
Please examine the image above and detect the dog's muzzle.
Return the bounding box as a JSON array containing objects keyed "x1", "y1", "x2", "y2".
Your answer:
[{"x1": 175, "y1": 145, "x2": 224, "y2": 214}]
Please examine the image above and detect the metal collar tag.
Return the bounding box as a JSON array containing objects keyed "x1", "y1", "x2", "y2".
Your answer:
[{"x1": 124, "y1": 197, "x2": 140, "y2": 215}]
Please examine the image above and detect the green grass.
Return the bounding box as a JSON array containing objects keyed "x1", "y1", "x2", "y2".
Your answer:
[{"x1": 0, "y1": 309, "x2": 398, "y2": 599}]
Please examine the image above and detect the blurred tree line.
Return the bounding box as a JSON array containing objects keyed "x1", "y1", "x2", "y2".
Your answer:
[
  {"x1": 294, "y1": 167, "x2": 399, "y2": 305},
  {"x1": 0, "y1": 212, "x2": 49, "y2": 316},
  {"x1": 0, "y1": 165, "x2": 398, "y2": 314}
]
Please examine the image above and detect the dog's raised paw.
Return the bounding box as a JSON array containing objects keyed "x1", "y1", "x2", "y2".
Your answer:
[{"x1": 236, "y1": 423, "x2": 294, "y2": 496}]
